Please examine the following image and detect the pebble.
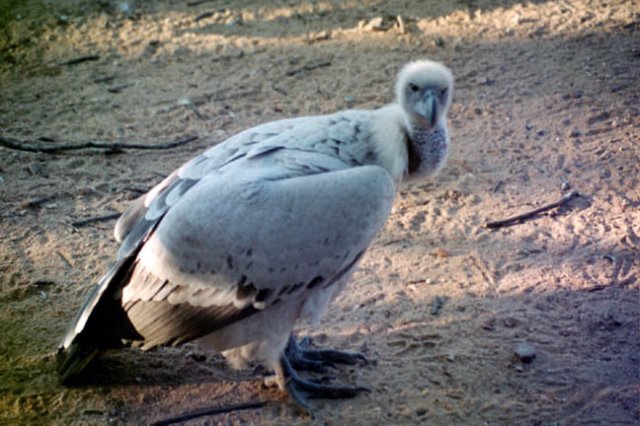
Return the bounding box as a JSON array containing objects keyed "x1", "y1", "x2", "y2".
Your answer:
[
  {"x1": 431, "y1": 295, "x2": 447, "y2": 316},
  {"x1": 569, "y1": 128, "x2": 582, "y2": 137},
  {"x1": 514, "y1": 342, "x2": 536, "y2": 363},
  {"x1": 434, "y1": 248, "x2": 448, "y2": 258},
  {"x1": 309, "y1": 30, "x2": 331, "y2": 43},
  {"x1": 415, "y1": 407, "x2": 428, "y2": 416}
]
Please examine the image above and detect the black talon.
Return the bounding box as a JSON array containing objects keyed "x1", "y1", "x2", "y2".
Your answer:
[
  {"x1": 285, "y1": 336, "x2": 332, "y2": 373},
  {"x1": 285, "y1": 335, "x2": 368, "y2": 371},
  {"x1": 279, "y1": 334, "x2": 371, "y2": 416}
]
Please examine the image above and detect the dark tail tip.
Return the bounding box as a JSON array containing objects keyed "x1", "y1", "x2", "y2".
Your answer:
[{"x1": 57, "y1": 342, "x2": 99, "y2": 385}]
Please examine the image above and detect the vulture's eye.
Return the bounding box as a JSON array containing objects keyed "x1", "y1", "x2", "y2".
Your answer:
[
  {"x1": 440, "y1": 88, "x2": 448, "y2": 101},
  {"x1": 409, "y1": 83, "x2": 420, "y2": 93}
]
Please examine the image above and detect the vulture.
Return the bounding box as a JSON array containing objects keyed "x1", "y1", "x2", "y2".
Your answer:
[{"x1": 58, "y1": 59, "x2": 454, "y2": 414}]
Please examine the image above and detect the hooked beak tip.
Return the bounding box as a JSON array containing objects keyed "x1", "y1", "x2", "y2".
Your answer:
[{"x1": 415, "y1": 93, "x2": 438, "y2": 127}]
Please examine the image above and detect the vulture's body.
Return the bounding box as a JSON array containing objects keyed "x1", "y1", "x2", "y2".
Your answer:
[{"x1": 58, "y1": 60, "x2": 454, "y2": 413}]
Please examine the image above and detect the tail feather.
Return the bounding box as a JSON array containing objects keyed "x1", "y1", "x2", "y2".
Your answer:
[
  {"x1": 57, "y1": 255, "x2": 142, "y2": 384},
  {"x1": 57, "y1": 341, "x2": 99, "y2": 385}
]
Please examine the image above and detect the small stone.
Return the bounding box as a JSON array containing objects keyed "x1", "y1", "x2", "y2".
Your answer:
[
  {"x1": 482, "y1": 318, "x2": 496, "y2": 331},
  {"x1": 29, "y1": 162, "x2": 49, "y2": 178},
  {"x1": 309, "y1": 30, "x2": 331, "y2": 42},
  {"x1": 569, "y1": 128, "x2": 582, "y2": 137},
  {"x1": 225, "y1": 16, "x2": 242, "y2": 26},
  {"x1": 502, "y1": 317, "x2": 519, "y2": 328},
  {"x1": 431, "y1": 295, "x2": 447, "y2": 316},
  {"x1": 415, "y1": 407, "x2": 428, "y2": 416},
  {"x1": 514, "y1": 343, "x2": 536, "y2": 363},
  {"x1": 435, "y1": 248, "x2": 450, "y2": 258}
]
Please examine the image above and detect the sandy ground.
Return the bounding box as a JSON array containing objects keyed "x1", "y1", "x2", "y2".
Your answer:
[{"x1": 1, "y1": 0, "x2": 639, "y2": 424}]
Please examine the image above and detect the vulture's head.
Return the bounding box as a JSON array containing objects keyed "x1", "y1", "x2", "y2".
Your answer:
[{"x1": 395, "y1": 60, "x2": 453, "y2": 129}]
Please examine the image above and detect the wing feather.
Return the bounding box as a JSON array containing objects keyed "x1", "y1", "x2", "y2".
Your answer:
[
  {"x1": 60, "y1": 110, "x2": 398, "y2": 372},
  {"x1": 117, "y1": 160, "x2": 395, "y2": 348}
]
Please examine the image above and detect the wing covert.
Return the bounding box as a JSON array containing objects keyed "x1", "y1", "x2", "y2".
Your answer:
[{"x1": 121, "y1": 159, "x2": 396, "y2": 348}]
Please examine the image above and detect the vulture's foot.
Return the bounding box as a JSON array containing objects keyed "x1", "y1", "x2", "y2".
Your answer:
[
  {"x1": 285, "y1": 335, "x2": 368, "y2": 373},
  {"x1": 276, "y1": 335, "x2": 370, "y2": 417}
]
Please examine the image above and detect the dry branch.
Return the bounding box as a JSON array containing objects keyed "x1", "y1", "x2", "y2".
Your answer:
[
  {"x1": 24, "y1": 194, "x2": 58, "y2": 209},
  {"x1": 72, "y1": 213, "x2": 121, "y2": 228},
  {"x1": 286, "y1": 61, "x2": 332, "y2": 76},
  {"x1": 61, "y1": 55, "x2": 100, "y2": 66},
  {"x1": 485, "y1": 190, "x2": 580, "y2": 229},
  {"x1": 149, "y1": 401, "x2": 267, "y2": 426},
  {"x1": 0, "y1": 135, "x2": 198, "y2": 154}
]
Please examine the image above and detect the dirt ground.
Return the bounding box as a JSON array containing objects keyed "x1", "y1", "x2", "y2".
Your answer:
[{"x1": 0, "y1": 0, "x2": 638, "y2": 424}]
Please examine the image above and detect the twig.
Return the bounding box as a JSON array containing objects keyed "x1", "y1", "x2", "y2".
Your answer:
[
  {"x1": 106, "y1": 84, "x2": 129, "y2": 93},
  {"x1": 124, "y1": 186, "x2": 150, "y2": 194},
  {"x1": 23, "y1": 194, "x2": 57, "y2": 209},
  {"x1": 93, "y1": 75, "x2": 115, "y2": 84},
  {"x1": 72, "y1": 213, "x2": 120, "y2": 228},
  {"x1": 61, "y1": 55, "x2": 100, "y2": 66},
  {"x1": 149, "y1": 401, "x2": 268, "y2": 426},
  {"x1": 286, "y1": 61, "x2": 332, "y2": 76},
  {"x1": 194, "y1": 11, "x2": 214, "y2": 22},
  {"x1": 585, "y1": 285, "x2": 607, "y2": 292},
  {"x1": 485, "y1": 190, "x2": 580, "y2": 229},
  {"x1": 0, "y1": 135, "x2": 198, "y2": 154}
]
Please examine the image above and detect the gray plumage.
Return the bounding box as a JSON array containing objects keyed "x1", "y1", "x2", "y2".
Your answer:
[{"x1": 58, "y1": 60, "x2": 454, "y2": 395}]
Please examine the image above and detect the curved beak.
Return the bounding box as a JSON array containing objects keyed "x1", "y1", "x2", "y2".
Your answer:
[{"x1": 415, "y1": 90, "x2": 439, "y2": 127}]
